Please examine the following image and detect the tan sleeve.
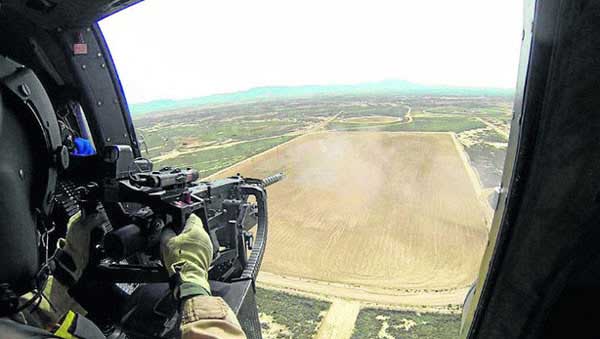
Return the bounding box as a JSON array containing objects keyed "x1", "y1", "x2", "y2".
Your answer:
[
  {"x1": 21, "y1": 276, "x2": 86, "y2": 330},
  {"x1": 181, "y1": 296, "x2": 247, "y2": 339}
]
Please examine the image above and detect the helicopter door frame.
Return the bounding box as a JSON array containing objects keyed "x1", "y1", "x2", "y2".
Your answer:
[
  {"x1": 461, "y1": 0, "x2": 536, "y2": 336},
  {"x1": 56, "y1": 24, "x2": 141, "y2": 158}
]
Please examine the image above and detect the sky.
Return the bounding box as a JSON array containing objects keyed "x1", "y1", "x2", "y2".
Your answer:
[{"x1": 99, "y1": 0, "x2": 524, "y2": 104}]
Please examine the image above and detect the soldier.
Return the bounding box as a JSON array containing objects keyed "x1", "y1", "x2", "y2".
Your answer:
[{"x1": 0, "y1": 56, "x2": 246, "y2": 339}]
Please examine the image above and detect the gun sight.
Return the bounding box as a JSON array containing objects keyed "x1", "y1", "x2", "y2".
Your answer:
[{"x1": 131, "y1": 168, "x2": 199, "y2": 188}]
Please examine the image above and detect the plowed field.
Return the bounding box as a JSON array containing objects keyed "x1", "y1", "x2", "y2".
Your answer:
[{"x1": 212, "y1": 132, "x2": 488, "y2": 291}]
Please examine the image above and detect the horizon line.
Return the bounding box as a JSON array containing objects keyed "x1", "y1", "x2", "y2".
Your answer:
[{"x1": 127, "y1": 79, "x2": 515, "y2": 106}]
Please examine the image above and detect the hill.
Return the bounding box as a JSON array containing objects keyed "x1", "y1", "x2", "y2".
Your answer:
[{"x1": 129, "y1": 80, "x2": 513, "y2": 116}]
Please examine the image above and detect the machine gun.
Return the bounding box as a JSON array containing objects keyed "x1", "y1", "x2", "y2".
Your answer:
[
  {"x1": 52, "y1": 146, "x2": 283, "y2": 338},
  {"x1": 93, "y1": 166, "x2": 284, "y2": 284}
]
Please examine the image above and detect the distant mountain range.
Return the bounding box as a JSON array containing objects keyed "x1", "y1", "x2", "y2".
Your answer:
[{"x1": 129, "y1": 80, "x2": 514, "y2": 116}]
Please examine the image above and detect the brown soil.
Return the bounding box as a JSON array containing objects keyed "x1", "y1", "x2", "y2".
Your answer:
[{"x1": 216, "y1": 132, "x2": 489, "y2": 292}]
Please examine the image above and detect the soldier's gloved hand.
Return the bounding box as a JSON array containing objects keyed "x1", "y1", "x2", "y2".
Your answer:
[
  {"x1": 160, "y1": 213, "x2": 213, "y2": 300},
  {"x1": 53, "y1": 205, "x2": 108, "y2": 286}
]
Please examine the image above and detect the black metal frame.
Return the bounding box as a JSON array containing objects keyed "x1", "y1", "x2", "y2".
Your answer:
[{"x1": 55, "y1": 24, "x2": 141, "y2": 158}]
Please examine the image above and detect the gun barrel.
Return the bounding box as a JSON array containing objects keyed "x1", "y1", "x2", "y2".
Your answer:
[{"x1": 261, "y1": 173, "x2": 284, "y2": 187}]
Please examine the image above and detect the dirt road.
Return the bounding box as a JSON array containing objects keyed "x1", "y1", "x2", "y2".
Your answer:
[
  {"x1": 450, "y1": 133, "x2": 494, "y2": 224},
  {"x1": 315, "y1": 300, "x2": 361, "y2": 339},
  {"x1": 476, "y1": 117, "x2": 509, "y2": 139},
  {"x1": 258, "y1": 272, "x2": 470, "y2": 307},
  {"x1": 403, "y1": 104, "x2": 413, "y2": 123}
]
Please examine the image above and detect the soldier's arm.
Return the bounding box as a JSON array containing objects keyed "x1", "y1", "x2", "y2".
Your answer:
[
  {"x1": 162, "y1": 214, "x2": 247, "y2": 339},
  {"x1": 180, "y1": 296, "x2": 246, "y2": 339}
]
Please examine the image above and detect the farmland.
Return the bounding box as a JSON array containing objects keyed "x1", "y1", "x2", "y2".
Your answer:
[
  {"x1": 133, "y1": 94, "x2": 511, "y2": 185},
  {"x1": 255, "y1": 286, "x2": 464, "y2": 339},
  {"x1": 213, "y1": 132, "x2": 489, "y2": 291},
  {"x1": 132, "y1": 90, "x2": 512, "y2": 338}
]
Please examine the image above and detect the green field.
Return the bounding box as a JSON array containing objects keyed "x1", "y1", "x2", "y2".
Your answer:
[
  {"x1": 339, "y1": 104, "x2": 409, "y2": 119},
  {"x1": 156, "y1": 135, "x2": 294, "y2": 177},
  {"x1": 256, "y1": 287, "x2": 330, "y2": 339},
  {"x1": 351, "y1": 308, "x2": 461, "y2": 339},
  {"x1": 255, "y1": 287, "x2": 463, "y2": 339},
  {"x1": 328, "y1": 116, "x2": 485, "y2": 133}
]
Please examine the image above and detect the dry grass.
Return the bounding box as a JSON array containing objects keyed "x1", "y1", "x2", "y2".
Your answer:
[{"x1": 217, "y1": 132, "x2": 489, "y2": 290}]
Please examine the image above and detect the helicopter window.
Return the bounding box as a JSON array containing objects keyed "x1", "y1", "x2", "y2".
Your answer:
[{"x1": 99, "y1": 0, "x2": 522, "y2": 336}]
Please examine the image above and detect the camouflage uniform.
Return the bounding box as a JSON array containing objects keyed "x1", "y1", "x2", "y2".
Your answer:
[{"x1": 0, "y1": 277, "x2": 246, "y2": 339}]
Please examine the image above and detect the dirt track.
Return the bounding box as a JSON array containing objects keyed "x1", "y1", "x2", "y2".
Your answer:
[
  {"x1": 315, "y1": 300, "x2": 360, "y2": 339},
  {"x1": 215, "y1": 132, "x2": 489, "y2": 302},
  {"x1": 258, "y1": 271, "x2": 471, "y2": 307},
  {"x1": 476, "y1": 117, "x2": 510, "y2": 139}
]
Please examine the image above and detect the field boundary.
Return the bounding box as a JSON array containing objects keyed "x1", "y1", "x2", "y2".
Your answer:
[
  {"x1": 257, "y1": 272, "x2": 470, "y2": 309},
  {"x1": 205, "y1": 130, "x2": 472, "y2": 180},
  {"x1": 203, "y1": 133, "x2": 305, "y2": 180},
  {"x1": 257, "y1": 280, "x2": 463, "y2": 315},
  {"x1": 449, "y1": 132, "x2": 494, "y2": 224}
]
